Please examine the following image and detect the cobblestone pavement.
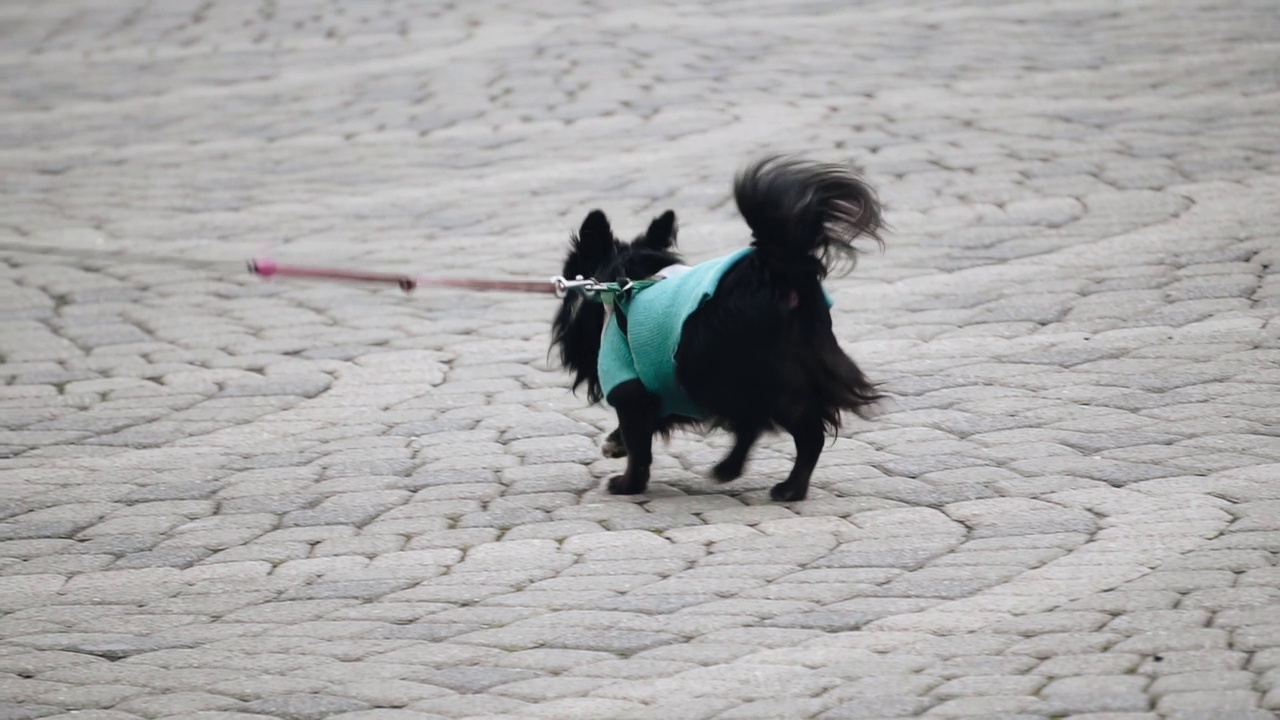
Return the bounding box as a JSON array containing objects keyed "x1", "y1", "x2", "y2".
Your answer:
[{"x1": 2, "y1": 1, "x2": 1279, "y2": 719}]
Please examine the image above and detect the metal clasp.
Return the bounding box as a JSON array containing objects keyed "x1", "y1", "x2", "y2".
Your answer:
[{"x1": 552, "y1": 275, "x2": 610, "y2": 299}]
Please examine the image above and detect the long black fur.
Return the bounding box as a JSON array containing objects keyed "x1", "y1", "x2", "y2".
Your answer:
[{"x1": 551, "y1": 156, "x2": 884, "y2": 501}]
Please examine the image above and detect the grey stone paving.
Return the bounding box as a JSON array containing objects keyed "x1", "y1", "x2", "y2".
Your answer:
[{"x1": 1, "y1": 0, "x2": 1279, "y2": 718}]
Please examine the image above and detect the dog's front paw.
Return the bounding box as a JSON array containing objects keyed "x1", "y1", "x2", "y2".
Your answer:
[
  {"x1": 769, "y1": 481, "x2": 808, "y2": 502},
  {"x1": 602, "y1": 428, "x2": 627, "y2": 458},
  {"x1": 607, "y1": 474, "x2": 647, "y2": 495}
]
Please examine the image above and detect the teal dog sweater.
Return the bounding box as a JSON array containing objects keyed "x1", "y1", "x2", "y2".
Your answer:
[{"x1": 597, "y1": 248, "x2": 833, "y2": 419}]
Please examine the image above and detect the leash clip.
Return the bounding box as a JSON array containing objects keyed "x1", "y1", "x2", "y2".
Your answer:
[
  {"x1": 552, "y1": 275, "x2": 656, "y2": 302},
  {"x1": 552, "y1": 275, "x2": 607, "y2": 299}
]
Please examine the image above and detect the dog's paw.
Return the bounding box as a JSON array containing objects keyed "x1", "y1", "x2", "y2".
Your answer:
[
  {"x1": 769, "y1": 482, "x2": 808, "y2": 502},
  {"x1": 607, "y1": 474, "x2": 647, "y2": 495},
  {"x1": 711, "y1": 459, "x2": 743, "y2": 483},
  {"x1": 602, "y1": 430, "x2": 627, "y2": 458}
]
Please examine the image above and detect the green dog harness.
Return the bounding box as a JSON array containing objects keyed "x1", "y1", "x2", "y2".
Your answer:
[
  {"x1": 597, "y1": 248, "x2": 833, "y2": 418},
  {"x1": 598, "y1": 248, "x2": 752, "y2": 418}
]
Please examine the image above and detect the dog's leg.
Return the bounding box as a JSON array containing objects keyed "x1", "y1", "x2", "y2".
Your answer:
[
  {"x1": 772, "y1": 413, "x2": 824, "y2": 501},
  {"x1": 601, "y1": 427, "x2": 627, "y2": 458},
  {"x1": 605, "y1": 380, "x2": 659, "y2": 495},
  {"x1": 712, "y1": 425, "x2": 761, "y2": 482}
]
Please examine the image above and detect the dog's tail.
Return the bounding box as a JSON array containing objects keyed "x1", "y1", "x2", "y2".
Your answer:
[
  {"x1": 734, "y1": 155, "x2": 884, "y2": 278},
  {"x1": 737, "y1": 156, "x2": 885, "y2": 426}
]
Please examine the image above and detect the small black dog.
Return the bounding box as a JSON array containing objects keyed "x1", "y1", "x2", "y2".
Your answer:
[{"x1": 552, "y1": 156, "x2": 884, "y2": 501}]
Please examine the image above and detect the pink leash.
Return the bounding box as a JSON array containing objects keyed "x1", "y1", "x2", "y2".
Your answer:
[{"x1": 247, "y1": 257, "x2": 558, "y2": 295}]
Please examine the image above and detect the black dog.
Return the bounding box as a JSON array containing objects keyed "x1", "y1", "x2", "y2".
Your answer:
[{"x1": 552, "y1": 156, "x2": 884, "y2": 501}]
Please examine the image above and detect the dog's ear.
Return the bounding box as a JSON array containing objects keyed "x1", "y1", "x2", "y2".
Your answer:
[
  {"x1": 573, "y1": 210, "x2": 616, "y2": 271},
  {"x1": 640, "y1": 210, "x2": 678, "y2": 250}
]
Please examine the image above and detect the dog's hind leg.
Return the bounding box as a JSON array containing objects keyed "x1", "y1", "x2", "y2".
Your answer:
[
  {"x1": 772, "y1": 412, "x2": 824, "y2": 502},
  {"x1": 712, "y1": 424, "x2": 761, "y2": 483},
  {"x1": 605, "y1": 380, "x2": 660, "y2": 495}
]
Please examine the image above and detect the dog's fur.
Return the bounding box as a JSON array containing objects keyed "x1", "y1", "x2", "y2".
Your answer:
[{"x1": 551, "y1": 156, "x2": 884, "y2": 501}]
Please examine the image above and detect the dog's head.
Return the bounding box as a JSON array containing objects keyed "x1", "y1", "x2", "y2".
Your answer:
[{"x1": 551, "y1": 209, "x2": 681, "y2": 402}]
